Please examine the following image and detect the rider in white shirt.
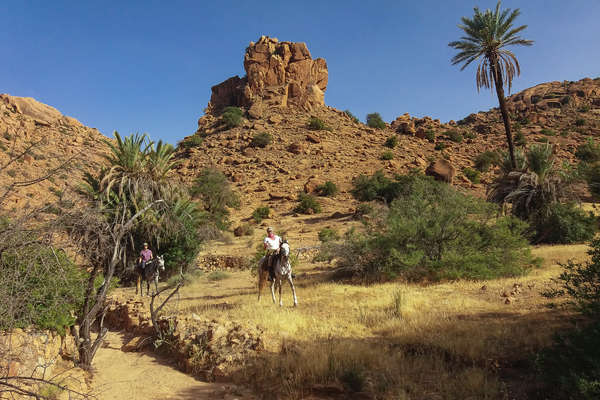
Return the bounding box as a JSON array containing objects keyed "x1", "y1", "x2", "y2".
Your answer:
[{"x1": 263, "y1": 227, "x2": 282, "y2": 280}]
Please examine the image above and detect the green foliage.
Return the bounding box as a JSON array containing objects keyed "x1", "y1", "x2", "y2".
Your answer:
[
  {"x1": 338, "y1": 175, "x2": 535, "y2": 282},
  {"x1": 294, "y1": 192, "x2": 321, "y2": 214},
  {"x1": 541, "y1": 128, "x2": 556, "y2": 136},
  {"x1": 464, "y1": 131, "x2": 476, "y2": 140},
  {"x1": 425, "y1": 129, "x2": 435, "y2": 142},
  {"x1": 579, "y1": 105, "x2": 591, "y2": 113},
  {"x1": 354, "y1": 203, "x2": 374, "y2": 218},
  {"x1": 530, "y1": 203, "x2": 596, "y2": 244},
  {"x1": 576, "y1": 118, "x2": 587, "y2": 127},
  {"x1": 252, "y1": 206, "x2": 270, "y2": 223},
  {"x1": 434, "y1": 142, "x2": 447, "y2": 151},
  {"x1": 514, "y1": 130, "x2": 527, "y2": 146},
  {"x1": 384, "y1": 136, "x2": 398, "y2": 148},
  {"x1": 222, "y1": 106, "x2": 243, "y2": 129},
  {"x1": 318, "y1": 227, "x2": 340, "y2": 243},
  {"x1": 316, "y1": 181, "x2": 338, "y2": 197},
  {"x1": 381, "y1": 151, "x2": 394, "y2": 160},
  {"x1": 474, "y1": 150, "x2": 499, "y2": 172},
  {"x1": 0, "y1": 237, "x2": 86, "y2": 334},
  {"x1": 463, "y1": 167, "x2": 480, "y2": 183},
  {"x1": 576, "y1": 138, "x2": 600, "y2": 162},
  {"x1": 207, "y1": 271, "x2": 230, "y2": 281},
  {"x1": 444, "y1": 130, "x2": 463, "y2": 143},
  {"x1": 583, "y1": 162, "x2": 600, "y2": 198},
  {"x1": 366, "y1": 113, "x2": 386, "y2": 130},
  {"x1": 308, "y1": 117, "x2": 331, "y2": 131},
  {"x1": 251, "y1": 132, "x2": 272, "y2": 148},
  {"x1": 178, "y1": 135, "x2": 203, "y2": 149},
  {"x1": 344, "y1": 110, "x2": 359, "y2": 123},
  {"x1": 192, "y1": 168, "x2": 240, "y2": 230}
]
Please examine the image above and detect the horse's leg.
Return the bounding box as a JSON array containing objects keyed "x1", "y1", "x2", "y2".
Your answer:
[
  {"x1": 278, "y1": 278, "x2": 283, "y2": 307},
  {"x1": 287, "y1": 274, "x2": 298, "y2": 307},
  {"x1": 270, "y1": 279, "x2": 276, "y2": 304},
  {"x1": 154, "y1": 275, "x2": 159, "y2": 296},
  {"x1": 146, "y1": 277, "x2": 151, "y2": 297},
  {"x1": 136, "y1": 274, "x2": 140, "y2": 295}
]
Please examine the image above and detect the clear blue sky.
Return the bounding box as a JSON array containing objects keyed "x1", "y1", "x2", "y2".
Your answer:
[{"x1": 2, "y1": 1, "x2": 599, "y2": 145}]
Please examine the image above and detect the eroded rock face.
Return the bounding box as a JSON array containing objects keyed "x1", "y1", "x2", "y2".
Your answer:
[{"x1": 207, "y1": 36, "x2": 328, "y2": 113}]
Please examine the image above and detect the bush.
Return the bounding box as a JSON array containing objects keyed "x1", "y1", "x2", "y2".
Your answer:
[
  {"x1": 463, "y1": 167, "x2": 480, "y2": 183},
  {"x1": 294, "y1": 192, "x2": 321, "y2": 214},
  {"x1": 576, "y1": 138, "x2": 600, "y2": 163},
  {"x1": 576, "y1": 118, "x2": 587, "y2": 127},
  {"x1": 444, "y1": 130, "x2": 463, "y2": 143},
  {"x1": 425, "y1": 130, "x2": 435, "y2": 142},
  {"x1": 541, "y1": 128, "x2": 556, "y2": 136},
  {"x1": 384, "y1": 136, "x2": 398, "y2": 148},
  {"x1": 464, "y1": 131, "x2": 476, "y2": 140},
  {"x1": 207, "y1": 271, "x2": 230, "y2": 281},
  {"x1": 474, "y1": 151, "x2": 499, "y2": 172},
  {"x1": 579, "y1": 105, "x2": 591, "y2": 113},
  {"x1": 251, "y1": 132, "x2": 272, "y2": 148},
  {"x1": 354, "y1": 203, "x2": 374, "y2": 219},
  {"x1": 338, "y1": 175, "x2": 535, "y2": 282},
  {"x1": 381, "y1": 151, "x2": 394, "y2": 160},
  {"x1": 366, "y1": 113, "x2": 386, "y2": 130},
  {"x1": 192, "y1": 168, "x2": 240, "y2": 229},
  {"x1": 344, "y1": 110, "x2": 359, "y2": 123},
  {"x1": 514, "y1": 131, "x2": 527, "y2": 146},
  {"x1": 434, "y1": 142, "x2": 447, "y2": 151},
  {"x1": 178, "y1": 135, "x2": 203, "y2": 149},
  {"x1": 222, "y1": 106, "x2": 243, "y2": 129},
  {"x1": 234, "y1": 223, "x2": 254, "y2": 237},
  {"x1": 583, "y1": 162, "x2": 600, "y2": 198},
  {"x1": 530, "y1": 203, "x2": 596, "y2": 244},
  {"x1": 308, "y1": 117, "x2": 331, "y2": 131},
  {"x1": 316, "y1": 181, "x2": 338, "y2": 197},
  {"x1": 318, "y1": 227, "x2": 340, "y2": 243},
  {"x1": 252, "y1": 206, "x2": 270, "y2": 223}
]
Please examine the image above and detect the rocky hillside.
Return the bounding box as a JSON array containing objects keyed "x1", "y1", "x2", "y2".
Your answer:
[
  {"x1": 175, "y1": 36, "x2": 600, "y2": 230},
  {"x1": 0, "y1": 94, "x2": 109, "y2": 212}
]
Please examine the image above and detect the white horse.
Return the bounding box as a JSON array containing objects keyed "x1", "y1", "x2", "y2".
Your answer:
[{"x1": 258, "y1": 241, "x2": 298, "y2": 307}]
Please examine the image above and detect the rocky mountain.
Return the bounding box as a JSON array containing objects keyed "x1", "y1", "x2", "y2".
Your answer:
[
  {"x1": 0, "y1": 94, "x2": 109, "y2": 211},
  {"x1": 175, "y1": 36, "x2": 600, "y2": 231}
]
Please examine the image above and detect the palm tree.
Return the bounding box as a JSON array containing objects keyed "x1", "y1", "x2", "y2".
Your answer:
[{"x1": 449, "y1": 1, "x2": 533, "y2": 170}]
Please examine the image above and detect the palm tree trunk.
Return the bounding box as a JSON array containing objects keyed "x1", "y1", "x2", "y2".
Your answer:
[{"x1": 491, "y1": 60, "x2": 517, "y2": 170}]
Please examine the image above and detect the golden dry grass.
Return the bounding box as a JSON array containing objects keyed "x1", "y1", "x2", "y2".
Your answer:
[{"x1": 124, "y1": 243, "x2": 589, "y2": 399}]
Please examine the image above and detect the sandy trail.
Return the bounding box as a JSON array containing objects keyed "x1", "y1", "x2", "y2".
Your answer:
[{"x1": 91, "y1": 331, "x2": 247, "y2": 400}]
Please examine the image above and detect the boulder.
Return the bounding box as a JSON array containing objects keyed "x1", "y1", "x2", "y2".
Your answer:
[
  {"x1": 207, "y1": 36, "x2": 328, "y2": 113},
  {"x1": 425, "y1": 159, "x2": 456, "y2": 184}
]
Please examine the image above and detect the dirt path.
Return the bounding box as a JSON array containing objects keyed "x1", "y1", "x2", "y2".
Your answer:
[{"x1": 91, "y1": 331, "x2": 250, "y2": 400}]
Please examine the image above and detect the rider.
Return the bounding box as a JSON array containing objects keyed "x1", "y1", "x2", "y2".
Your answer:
[
  {"x1": 263, "y1": 227, "x2": 282, "y2": 281},
  {"x1": 138, "y1": 242, "x2": 153, "y2": 270}
]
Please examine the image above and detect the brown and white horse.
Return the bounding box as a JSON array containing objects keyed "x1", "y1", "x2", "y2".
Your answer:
[{"x1": 258, "y1": 241, "x2": 298, "y2": 307}]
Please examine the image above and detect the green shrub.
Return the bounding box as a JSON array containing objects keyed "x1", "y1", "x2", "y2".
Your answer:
[
  {"x1": 579, "y1": 105, "x2": 591, "y2": 113},
  {"x1": 338, "y1": 175, "x2": 535, "y2": 282},
  {"x1": 294, "y1": 192, "x2": 321, "y2": 214},
  {"x1": 344, "y1": 110, "x2": 359, "y2": 123},
  {"x1": 576, "y1": 138, "x2": 600, "y2": 162},
  {"x1": 583, "y1": 162, "x2": 600, "y2": 197},
  {"x1": 318, "y1": 227, "x2": 340, "y2": 243},
  {"x1": 474, "y1": 151, "x2": 499, "y2": 172},
  {"x1": 425, "y1": 130, "x2": 435, "y2": 142},
  {"x1": 178, "y1": 135, "x2": 203, "y2": 149},
  {"x1": 464, "y1": 131, "x2": 476, "y2": 140},
  {"x1": 251, "y1": 132, "x2": 272, "y2": 148},
  {"x1": 576, "y1": 118, "x2": 587, "y2": 127},
  {"x1": 316, "y1": 181, "x2": 338, "y2": 197},
  {"x1": 366, "y1": 113, "x2": 386, "y2": 130},
  {"x1": 444, "y1": 130, "x2": 463, "y2": 143},
  {"x1": 222, "y1": 106, "x2": 243, "y2": 128},
  {"x1": 434, "y1": 142, "x2": 447, "y2": 151},
  {"x1": 351, "y1": 171, "x2": 420, "y2": 204},
  {"x1": 530, "y1": 203, "x2": 596, "y2": 244},
  {"x1": 536, "y1": 137, "x2": 549, "y2": 143},
  {"x1": 463, "y1": 167, "x2": 480, "y2": 183},
  {"x1": 308, "y1": 117, "x2": 331, "y2": 131},
  {"x1": 518, "y1": 115, "x2": 531, "y2": 125},
  {"x1": 192, "y1": 168, "x2": 240, "y2": 229},
  {"x1": 252, "y1": 206, "x2": 270, "y2": 223},
  {"x1": 381, "y1": 151, "x2": 394, "y2": 160},
  {"x1": 560, "y1": 129, "x2": 570, "y2": 137},
  {"x1": 541, "y1": 128, "x2": 556, "y2": 136},
  {"x1": 384, "y1": 135, "x2": 398, "y2": 148},
  {"x1": 354, "y1": 203, "x2": 374, "y2": 219},
  {"x1": 207, "y1": 271, "x2": 230, "y2": 281}
]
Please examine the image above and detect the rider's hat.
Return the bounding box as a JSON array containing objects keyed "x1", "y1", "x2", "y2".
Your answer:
[{"x1": 143, "y1": 242, "x2": 148, "y2": 246}]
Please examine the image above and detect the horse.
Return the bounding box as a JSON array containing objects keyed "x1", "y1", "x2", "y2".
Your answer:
[
  {"x1": 136, "y1": 255, "x2": 165, "y2": 296},
  {"x1": 258, "y1": 241, "x2": 298, "y2": 307}
]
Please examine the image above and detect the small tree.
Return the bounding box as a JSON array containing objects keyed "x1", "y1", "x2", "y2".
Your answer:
[{"x1": 366, "y1": 113, "x2": 386, "y2": 129}]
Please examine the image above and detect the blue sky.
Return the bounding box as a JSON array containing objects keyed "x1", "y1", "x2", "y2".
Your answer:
[{"x1": 1, "y1": 1, "x2": 599, "y2": 145}]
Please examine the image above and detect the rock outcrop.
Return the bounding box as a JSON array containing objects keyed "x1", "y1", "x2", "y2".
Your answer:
[{"x1": 207, "y1": 36, "x2": 328, "y2": 113}]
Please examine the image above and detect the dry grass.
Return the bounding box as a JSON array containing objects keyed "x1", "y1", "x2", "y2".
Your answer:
[{"x1": 120, "y1": 243, "x2": 589, "y2": 399}]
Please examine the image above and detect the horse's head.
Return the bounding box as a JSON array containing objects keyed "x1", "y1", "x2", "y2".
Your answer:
[
  {"x1": 157, "y1": 255, "x2": 165, "y2": 271},
  {"x1": 280, "y1": 241, "x2": 290, "y2": 257}
]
